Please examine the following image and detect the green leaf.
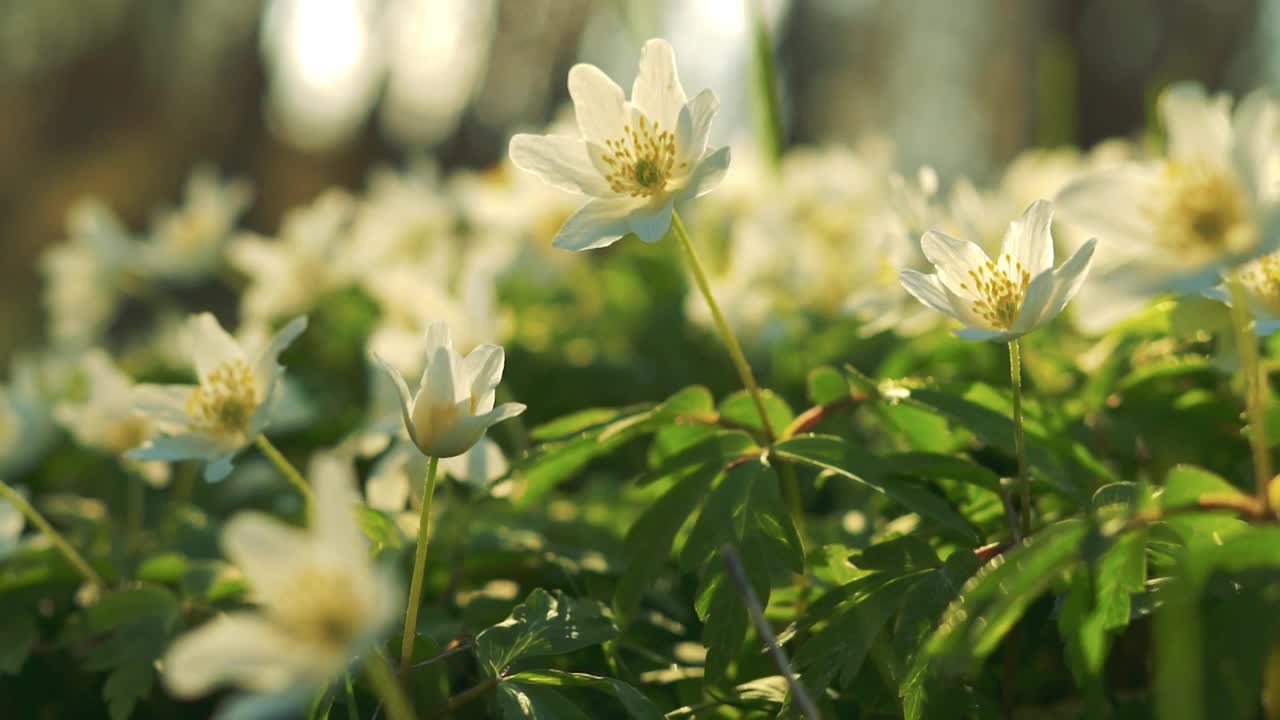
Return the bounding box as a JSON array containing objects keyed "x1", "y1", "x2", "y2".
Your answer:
[
  {"x1": 615, "y1": 465, "x2": 720, "y2": 619},
  {"x1": 104, "y1": 661, "x2": 154, "y2": 720},
  {"x1": 0, "y1": 613, "x2": 37, "y2": 675},
  {"x1": 508, "y1": 670, "x2": 663, "y2": 720},
  {"x1": 530, "y1": 406, "x2": 645, "y2": 442},
  {"x1": 84, "y1": 586, "x2": 181, "y2": 634},
  {"x1": 1058, "y1": 531, "x2": 1146, "y2": 709},
  {"x1": 774, "y1": 435, "x2": 978, "y2": 542},
  {"x1": 1162, "y1": 465, "x2": 1244, "y2": 509},
  {"x1": 905, "y1": 387, "x2": 1091, "y2": 499},
  {"x1": 808, "y1": 366, "x2": 851, "y2": 405},
  {"x1": 717, "y1": 389, "x2": 794, "y2": 436},
  {"x1": 476, "y1": 589, "x2": 617, "y2": 676},
  {"x1": 354, "y1": 506, "x2": 405, "y2": 556},
  {"x1": 883, "y1": 452, "x2": 1002, "y2": 494},
  {"x1": 136, "y1": 552, "x2": 189, "y2": 584},
  {"x1": 633, "y1": 431, "x2": 757, "y2": 486},
  {"x1": 497, "y1": 681, "x2": 592, "y2": 720},
  {"x1": 923, "y1": 520, "x2": 1088, "y2": 672},
  {"x1": 853, "y1": 536, "x2": 939, "y2": 574}
]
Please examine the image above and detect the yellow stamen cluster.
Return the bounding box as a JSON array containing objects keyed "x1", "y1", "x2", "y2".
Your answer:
[
  {"x1": 960, "y1": 255, "x2": 1031, "y2": 330},
  {"x1": 185, "y1": 360, "x2": 258, "y2": 438},
  {"x1": 1145, "y1": 161, "x2": 1255, "y2": 259},
  {"x1": 600, "y1": 114, "x2": 685, "y2": 197},
  {"x1": 1240, "y1": 252, "x2": 1280, "y2": 312},
  {"x1": 273, "y1": 566, "x2": 367, "y2": 651}
]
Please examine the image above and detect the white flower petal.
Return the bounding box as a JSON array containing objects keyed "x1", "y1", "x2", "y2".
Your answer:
[
  {"x1": 508, "y1": 134, "x2": 611, "y2": 196},
  {"x1": 1008, "y1": 268, "x2": 1057, "y2": 336},
  {"x1": 920, "y1": 231, "x2": 989, "y2": 297},
  {"x1": 366, "y1": 450, "x2": 411, "y2": 512},
  {"x1": 1232, "y1": 89, "x2": 1280, "y2": 207},
  {"x1": 1055, "y1": 165, "x2": 1160, "y2": 251},
  {"x1": 205, "y1": 453, "x2": 238, "y2": 482},
  {"x1": 186, "y1": 313, "x2": 244, "y2": 379},
  {"x1": 372, "y1": 353, "x2": 418, "y2": 447},
  {"x1": 250, "y1": 315, "x2": 308, "y2": 404},
  {"x1": 567, "y1": 63, "x2": 628, "y2": 147},
  {"x1": 677, "y1": 89, "x2": 719, "y2": 167},
  {"x1": 129, "y1": 432, "x2": 225, "y2": 464},
  {"x1": 422, "y1": 346, "x2": 459, "y2": 410},
  {"x1": 1037, "y1": 236, "x2": 1098, "y2": 325},
  {"x1": 1160, "y1": 82, "x2": 1232, "y2": 166},
  {"x1": 221, "y1": 513, "x2": 309, "y2": 603},
  {"x1": 1000, "y1": 199, "x2": 1055, "y2": 275},
  {"x1": 628, "y1": 201, "x2": 673, "y2": 243},
  {"x1": 631, "y1": 38, "x2": 686, "y2": 134},
  {"x1": 133, "y1": 384, "x2": 196, "y2": 430},
  {"x1": 309, "y1": 454, "x2": 366, "y2": 563},
  {"x1": 464, "y1": 345, "x2": 505, "y2": 414},
  {"x1": 440, "y1": 437, "x2": 507, "y2": 489},
  {"x1": 163, "y1": 613, "x2": 313, "y2": 698},
  {"x1": 955, "y1": 327, "x2": 1006, "y2": 342},
  {"x1": 552, "y1": 199, "x2": 635, "y2": 251},
  {"x1": 681, "y1": 146, "x2": 731, "y2": 200},
  {"x1": 898, "y1": 269, "x2": 959, "y2": 320}
]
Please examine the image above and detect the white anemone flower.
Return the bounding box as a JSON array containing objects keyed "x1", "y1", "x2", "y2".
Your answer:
[
  {"x1": 1057, "y1": 83, "x2": 1280, "y2": 308},
  {"x1": 374, "y1": 321, "x2": 525, "y2": 459},
  {"x1": 55, "y1": 350, "x2": 172, "y2": 488},
  {"x1": 130, "y1": 313, "x2": 308, "y2": 481},
  {"x1": 162, "y1": 458, "x2": 399, "y2": 710},
  {"x1": 142, "y1": 167, "x2": 253, "y2": 282},
  {"x1": 1204, "y1": 250, "x2": 1280, "y2": 336},
  {"x1": 508, "y1": 38, "x2": 730, "y2": 251},
  {"x1": 899, "y1": 200, "x2": 1097, "y2": 342}
]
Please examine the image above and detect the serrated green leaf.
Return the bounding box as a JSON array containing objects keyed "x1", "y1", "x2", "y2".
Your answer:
[
  {"x1": 774, "y1": 435, "x2": 978, "y2": 542},
  {"x1": 476, "y1": 589, "x2": 617, "y2": 676},
  {"x1": 615, "y1": 464, "x2": 719, "y2": 619},
  {"x1": 717, "y1": 389, "x2": 793, "y2": 436},
  {"x1": 497, "y1": 681, "x2": 592, "y2": 720},
  {"x1": 853, "y1": 536, "x2": 939, "y2": 574},
  {"x1": 633, "y1": 431, "x2": 757, "y2": 486},
  {"x1": 530, "y1": 406, "x2": 645, "y2": 442},
  {"x1": 884, "y1": 452, "x2": 1002, "y2": 494},
  {"x1": 508, "y1": 670, "x2": 663, "y2": 720},
  {"x1": 923, "y1": 520, "x2": 1087, "y2": 673}
]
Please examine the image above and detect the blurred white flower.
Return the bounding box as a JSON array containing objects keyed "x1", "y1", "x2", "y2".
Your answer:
[
  {"x1": 1057, "y1": 83, "x2": 1280, "y2": 315},
  {"x1": 0, "y1": 356, "x2": 61, "y2": 479},
  {"x1": 162, "y1": 458, "x2": 398, "y2": 708},
  {"x1": 899, "y1": 200, "x2": 1097, "y2": 342},
  {"x1": 1204, "y1": 250, "x2": 1280, "y2": 336},
  {"x1": 366, "y1": 437, "x2": 507, "y2": 536},
  {"x1": 142, "y1": 168, "x2": 253, "y2": 282},
  {"x1": 54, "y1": 350, "x2": 172, "y2": 488},
  {"x1": 229, "y1": 190, "x2": 360, "y2": 324},
  {"x1": 374, "y1": 321, "x2": 524, "y2": 458},
  {"x1": 509, "y1": 38, "x2": 730, "y2": 251},
  {"x1": 131, "y1": 313, "x2": 308, "y2": 481},
  {"x1": 41, "y1": 198, "x2": 137, "y2": 347}
]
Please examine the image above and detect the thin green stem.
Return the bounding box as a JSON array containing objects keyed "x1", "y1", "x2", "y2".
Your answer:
[
  {"x1": 671, "y1": 210, "x2": 807, "y2": 538},
  {"x1": 671, "y1": 210, "x2": 776, "y2": 444},
  {"x1": 1008, "y1": 340, "x2": 1031, "y2": 539},
  {"x1": 0, "y1": 480, "x2": 103, "y2": 589},
  {"x1": 1228, "y1": 276, "x2": 1273, "y2": 513},
  {"x1": 363, "y1": 651, "x2": 417, "y2": 720},
  {"x1": 343, "y1": 672, "x2": 359, "y2": 720},
  {"x1": 400, "y1": 455, "x2": 440, "y2": 673},
  {"x1": 255, "y1": 435, "x2": 313, "y2": 512}
]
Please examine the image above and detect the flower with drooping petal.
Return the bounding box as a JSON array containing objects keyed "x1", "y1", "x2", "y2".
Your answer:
[
  {"x1": 130, "y1": 313, "x2": 308, "y2": 481},
  {"x1": 374, "y1": 321, "x2": 525, "y2": 459},
  {"x1": 508, "y1": 38, "x2": 730, "y2": 251},
  {"x1": 1204, "y1": 250, "x2": 1280, "y2": 336},
  {"x1": 162, "y1": 458, "x2": 399, "y2": 714},
  {"x1": 899, "y1": 199, "x2": 1097, "y2": 342},
  {"x1": 55, "y1": 350, "x2": 172, "y2": 487},
  {"x1": 1057, "y1": 83, "x2": 1280, "y2": 325}
]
